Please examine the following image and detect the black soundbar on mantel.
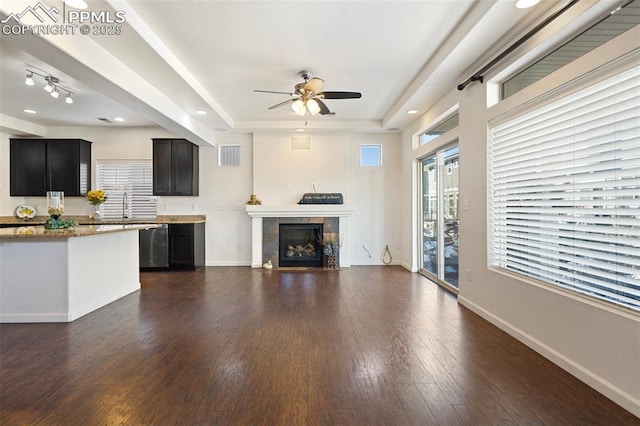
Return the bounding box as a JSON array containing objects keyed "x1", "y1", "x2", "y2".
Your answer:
[{"x1": 298, "y1": 193, "x2": 344, "y2": 205}]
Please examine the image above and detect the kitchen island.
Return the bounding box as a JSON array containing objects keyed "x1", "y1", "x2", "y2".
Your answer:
[{"x1": 0, "y1": 224, "x2": 158, "y2": 323}]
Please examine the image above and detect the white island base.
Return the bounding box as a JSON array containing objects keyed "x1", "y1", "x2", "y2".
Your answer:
[{"x1": 0, "y1": 228, "x2": 141, "y2": 323}]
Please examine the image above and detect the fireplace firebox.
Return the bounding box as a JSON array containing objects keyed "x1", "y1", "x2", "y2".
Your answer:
[{"x1": 279, "y1": 224, "x2": 323, "y2": 267}]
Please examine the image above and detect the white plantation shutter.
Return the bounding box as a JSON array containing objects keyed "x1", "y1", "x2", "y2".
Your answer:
[
  {"x1": 96, "y1": 160, "x2": 157, "y2": 220},
  {"x1": 488, "y1": 65, "x2": 640, "y2": 311}
]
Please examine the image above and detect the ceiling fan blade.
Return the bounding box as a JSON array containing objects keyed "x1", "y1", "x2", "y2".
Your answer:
[
  {"x1": 255, "y1": 89, "x2": 296, "y2": 96},
  {"x1": 304, "y1": 77, "x2": 324, "y2": 94},
  {"x1": 315, "y1": 99, "x2": 332, "y2": 115},
  {"x1": 268, "y1": 98, "x2": 297, "y2": 110},
  {"x1": 319, "y1": 91, "x2": 362, "y2": 99}
]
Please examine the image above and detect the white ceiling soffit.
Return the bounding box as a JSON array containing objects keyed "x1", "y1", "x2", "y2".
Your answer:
[
  {"x1": 0, "y1": 0, "x2": 564, "y2": 136},
  {"x1": 0, "y1": 0, "x2": 219, "y2": 146},
  {"x1": 114, "y1": 0, "x2": 477, "y2": 133}
]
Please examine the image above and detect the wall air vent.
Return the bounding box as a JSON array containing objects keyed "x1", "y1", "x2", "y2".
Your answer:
[{"x1": 218, "y1": 144, "x2": 241, "y2": 167}]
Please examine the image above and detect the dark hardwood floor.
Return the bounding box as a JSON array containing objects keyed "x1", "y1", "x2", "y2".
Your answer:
[{"x1": 1, "y1": 266, "x2": 637, "y2": 425}]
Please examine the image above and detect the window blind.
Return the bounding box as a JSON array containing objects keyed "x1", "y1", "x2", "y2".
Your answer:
[
  {"x1": 96, "y1": 160, "x2": 157, "y2": 220},
  {"x1": 489, "y1": 65, "x2": 640, "y2": 311}
]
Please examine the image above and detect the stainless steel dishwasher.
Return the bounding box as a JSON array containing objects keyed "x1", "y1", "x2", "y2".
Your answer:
[{"x1": 139, "y1": 224, "x2": 169, "y2": 269}]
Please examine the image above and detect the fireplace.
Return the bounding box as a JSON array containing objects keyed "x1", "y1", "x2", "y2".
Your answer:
[
  {"x1": 279, "y1": 224, "x2": 323, "y2": 267},
  {"x1": 246, "y1": 204, "x2": 354, "y2": 268}
]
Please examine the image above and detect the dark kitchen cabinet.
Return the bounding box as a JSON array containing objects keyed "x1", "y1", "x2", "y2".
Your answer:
[
  {"x1": 152, "y1": 139, "x2": 199, "y2": 196},
  {"x1": 168, "y1": 222, "x2": 205, "y2": 270},
  {"x1": 10, "y1": 138, "x2": 91, "y2": 196}
]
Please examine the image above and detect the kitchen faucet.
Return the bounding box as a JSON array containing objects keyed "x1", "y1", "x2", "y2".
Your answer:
[{"x1": 122, "y1": 192, "x2": 129, "y2": 219}]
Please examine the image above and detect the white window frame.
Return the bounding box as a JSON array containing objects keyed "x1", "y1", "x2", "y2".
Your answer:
[{"x1": 360, "y1": 145, "x2": 382, "y2": 167}]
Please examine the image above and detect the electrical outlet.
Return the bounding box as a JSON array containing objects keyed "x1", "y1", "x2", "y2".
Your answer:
[
  {"x1": 192, "y1": 203, "x2": 198, "y2": 211},
  {"x1": 467, "y1": 269, "x2": 472, "y2": 281}
]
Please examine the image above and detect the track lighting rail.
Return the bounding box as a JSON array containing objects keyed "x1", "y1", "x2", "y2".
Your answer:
[{"x1": 25, "y1": 68, "x2": 75, "y2": 103}]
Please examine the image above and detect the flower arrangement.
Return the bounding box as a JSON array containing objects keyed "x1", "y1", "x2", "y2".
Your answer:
[
  {"x1": 86, "y1": 189, "x2": 107, "y2": 205},
  {"x1": 321, "y1": 234, "x2": 342, "y2": 256}
]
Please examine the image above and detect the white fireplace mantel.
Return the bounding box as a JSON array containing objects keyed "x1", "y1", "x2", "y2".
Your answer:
[
  {"x1": 246, "y1": 204, "x2": 355, "y2": 218},
  {"x1": 246, "y1": 204, "x2": 355, "y2": 268}
]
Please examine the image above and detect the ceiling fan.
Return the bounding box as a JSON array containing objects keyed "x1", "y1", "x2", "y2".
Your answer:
[{"x1": 254, "y1": 70, "x2": 361, "y2": 116}]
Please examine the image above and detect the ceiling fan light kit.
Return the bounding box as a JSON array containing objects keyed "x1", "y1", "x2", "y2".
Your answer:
[
  {"x1": 256, "y1": 70, "x2": 361, "y2": 117},
  {"x1": 291, "y1": 99, "x2": 306, "y2": 116},
  {"x1": 26, "y1": 69, "x2": 74, "y2": 105},
  {"x1": 306, "y1": 99, "x2": 321, "y2": 116}
]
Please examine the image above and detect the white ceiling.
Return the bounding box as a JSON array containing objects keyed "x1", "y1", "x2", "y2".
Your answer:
[{"x1": 0, "y1": 0, "x2": 566, "y2": 144}]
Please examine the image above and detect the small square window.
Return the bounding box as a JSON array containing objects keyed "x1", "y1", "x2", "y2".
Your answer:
[{"x1": 360, "y1": 145, "x2": 382, "y2": 167}]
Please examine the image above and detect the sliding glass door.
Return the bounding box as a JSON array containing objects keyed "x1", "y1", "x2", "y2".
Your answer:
[{"x1": 420, "y1": 145, "x2": 459, "y2": 289}]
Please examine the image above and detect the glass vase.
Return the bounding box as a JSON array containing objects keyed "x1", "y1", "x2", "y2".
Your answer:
[
  {"x1": 46, "y1": 191, "x2": 64, "y2": 219},
  {"x1": 92, "y1": 204, "x2": 102, "y2": 221}
]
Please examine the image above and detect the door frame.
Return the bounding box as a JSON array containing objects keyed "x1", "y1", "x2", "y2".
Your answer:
[{"x1": 417, "y1": 142, "x2": 459, "y2": 294}]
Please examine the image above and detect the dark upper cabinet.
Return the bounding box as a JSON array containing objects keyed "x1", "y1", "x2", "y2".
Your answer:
[
  {"x1": 10, "y1": 139, "x2": 46, "y2": 196},
  {"x1": 10, "y1": 139, "x2": 91, "y2": 196},
  {"x1": 152, "y1": 140, "x2": 173, "y2": 195},
  {"x1": 152, "y1": 139, "x2": 199, "y2": 196}
]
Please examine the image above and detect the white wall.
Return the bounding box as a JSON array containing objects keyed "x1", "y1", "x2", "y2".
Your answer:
[
  {"x1": 252, "y1": 132, "x2": 401, "y2": 265},
  {"x1": 399, "y1": 29, "x2": 640, "y2": 416}
]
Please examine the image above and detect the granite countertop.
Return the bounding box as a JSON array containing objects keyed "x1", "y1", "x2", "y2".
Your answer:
[
  {"x1": 0, "y1": 224, "x2": 161, "y2": 239},
  {"x1": 0, "y1": 215, "x2": 206, "y2": 226}
]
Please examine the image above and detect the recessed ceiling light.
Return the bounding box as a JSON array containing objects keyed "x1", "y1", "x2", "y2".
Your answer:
[
  {"x1": 515, "y1": 0, "x2": 540, "y2": 9},
  {"x1": 114, "y1": 117, "x2": 125, "y2": 122},
  {"x1": 195, "y1": 110, "x2": 207, "y2": 115},
  {"x1": 407, "y1": 109, "x2": 418, "y2": 115},
  {"x1": 296, "y1": 128, "x2": 305, "y2": 132},
  {"x1": 24, "y1": 109, "x2": 37, "y2": 114}
]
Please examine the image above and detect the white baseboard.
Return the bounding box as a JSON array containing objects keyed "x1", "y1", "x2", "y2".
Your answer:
[
  {"x1": 458, "y1": 295, "x2": 640, "y2": 418},
  {"x1": 206, "y1": 261, "x2": 252, "y2": 267},
  {"x1": 399, "y1": 260, "x2": 417, "y2": 272}
]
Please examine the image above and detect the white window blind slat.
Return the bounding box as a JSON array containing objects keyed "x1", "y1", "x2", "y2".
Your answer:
[{"x1": 489, "y1": 65, "x2": 640, "y2": 312}]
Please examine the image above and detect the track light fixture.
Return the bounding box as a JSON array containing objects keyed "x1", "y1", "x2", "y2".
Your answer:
[
  {"x1": 44, "y1": 78, "x2": 54, "y2": 92},
  {"x1": 25, "y1": 69, "x2": 74, "y2": 105}
]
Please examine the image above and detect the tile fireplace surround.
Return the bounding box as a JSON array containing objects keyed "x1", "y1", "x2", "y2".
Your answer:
[{"x1": 246, "y1": 204, "x2": 355, "y2": 268}]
